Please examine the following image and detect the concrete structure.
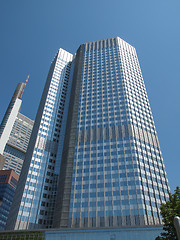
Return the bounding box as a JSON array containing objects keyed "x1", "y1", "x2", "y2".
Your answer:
[
  {"x1": 6, "y1": 37, "x2": 169, "y2": 235},
  {"x1": 0, "y1": 226, "x2": 163, "y2": 240}
]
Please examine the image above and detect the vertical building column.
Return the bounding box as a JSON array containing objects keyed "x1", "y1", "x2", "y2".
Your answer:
[{"x1": 53, "y1": 45, "x2": 85, "y2": 228}]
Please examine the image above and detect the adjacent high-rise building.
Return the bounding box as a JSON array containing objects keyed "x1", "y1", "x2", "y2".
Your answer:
[
  {"x1": 0, "y1": 169, "x2": 19, "y2": 230},
  {"x1": 6, "y1": 37, "x2": 169, "y2": 232},
  {"x1": 0, "y1": 82, "x2": 26, "y2": 154},
  {"x1": 2, "y1": 113, "x2": 34, "y2": 175},
  {"x1": 0, "y1": 81, "x2": 34, "y2": 175}
]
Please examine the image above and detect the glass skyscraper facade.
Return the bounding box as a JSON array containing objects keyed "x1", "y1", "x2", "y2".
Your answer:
[
  {"x1": 0, "y1": 169, "x2": 19, "y2": 230},
  {"x1": 6, "y1": 49, "x2": 73, "y2": 230},
  {"x1": 6, "y1": 37, "x2": 169, "y2": 231}
]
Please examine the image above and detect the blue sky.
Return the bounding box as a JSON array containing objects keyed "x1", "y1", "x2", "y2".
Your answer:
[{"x1": 0, "y1": 0, "x2": 179, "y2": 191}]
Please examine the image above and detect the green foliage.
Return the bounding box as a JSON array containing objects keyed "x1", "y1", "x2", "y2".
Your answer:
[
  {"x1": 0, "y1": 231, "x2": 44, "y2": 240},
  {"x1": 156, "y1": 186, "x2": 180, "y2": 240}
]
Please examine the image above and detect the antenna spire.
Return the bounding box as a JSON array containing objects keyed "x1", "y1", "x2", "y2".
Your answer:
[
  {"x1": 25, "y1": 74, "x2": 30, "y2": 86},
  {"x1": 18, "y1": 75, "x2": 30, "y2": 99}
]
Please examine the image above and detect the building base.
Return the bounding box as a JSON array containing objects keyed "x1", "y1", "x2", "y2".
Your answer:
[{"x1": 0, "y1": 225, "x2": 163, "y2": 240}]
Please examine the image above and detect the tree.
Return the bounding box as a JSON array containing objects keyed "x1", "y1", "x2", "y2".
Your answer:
[{"x1": 156, "y1": 186, "x2": 180, "y2": 240}]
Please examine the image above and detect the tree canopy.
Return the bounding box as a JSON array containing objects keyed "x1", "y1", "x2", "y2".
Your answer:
[{"x1": 156, "y1": 186, "x2": 180, "y2": 240}]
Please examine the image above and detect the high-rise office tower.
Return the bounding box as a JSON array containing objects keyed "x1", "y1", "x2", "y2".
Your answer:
[
  {"x1": 0, "y1": 81, "x2": 34, "y2": 175},
  {"x1": 2, "y1": 113, "x2": 34, "y2": 175},
  {"x1": 6, "y1": 37, "x2": 169, "y2": 231},
  {"x1": 0, "y1": 169, "x2": 19, "y2": 230},
  {"x1": 0, "y1": 82, "x2": 26, "y2": 154}
]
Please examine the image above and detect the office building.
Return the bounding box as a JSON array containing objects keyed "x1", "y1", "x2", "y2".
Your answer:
[
  {"x1": 3, "y1": 113, "x2": 34, "y2": 175},
  {"x1": 6, "y1": 37, "x2": 169, "y2": 232},
  {"x1": 0, "y1": 81, "x2": 34, "y2": 175},
  {"x1": 0, "y1": 169, "x2": 19, "y2": 230}
]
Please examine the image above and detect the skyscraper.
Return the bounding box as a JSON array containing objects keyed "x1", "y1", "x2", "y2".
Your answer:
[
  {"x1": 2, "y1": 113, "x2": 34, "y2": 175},
  {"x1": 0, "y1": 81, "x2": 34, "y2": 175},
  {"x1": 6, "y1": 37, "x2": 169, "y2": 231},
  {"x1": 0, "y1": 82, "x2": 26, "y2": 154},
  {"x1": 0, "y1": 169, "x2": 19, "y2": 230}
]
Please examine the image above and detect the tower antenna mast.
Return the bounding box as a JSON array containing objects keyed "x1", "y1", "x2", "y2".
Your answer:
[{"x1": 25, "y1": 74, "x2": 30, "y2": 86}]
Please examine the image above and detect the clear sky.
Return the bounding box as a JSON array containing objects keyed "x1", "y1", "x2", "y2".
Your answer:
[{"x1": 0, "y1": 0, "x2": 179, "y2": 191}]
